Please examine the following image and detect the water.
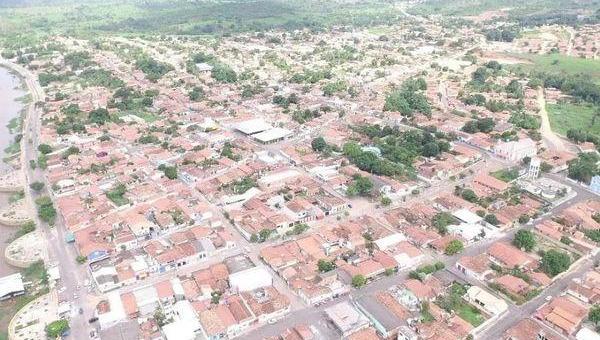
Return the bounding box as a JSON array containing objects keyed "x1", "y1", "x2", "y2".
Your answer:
[{"x1": 0, "y1": 66, "x2": 26, "y2": 277}]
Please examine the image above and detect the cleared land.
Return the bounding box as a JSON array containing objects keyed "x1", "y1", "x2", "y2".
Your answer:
[
  {"x1": 546, "y1": 101, "x2": 600, "y2": 136},
  {"x1": 512, "y1": 53, "x2": 600, "y2": 79}
]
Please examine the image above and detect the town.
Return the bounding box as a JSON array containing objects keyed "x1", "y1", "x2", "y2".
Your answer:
[{"x1": 0, "y1": 1, "x2": 599, "y2": 340}]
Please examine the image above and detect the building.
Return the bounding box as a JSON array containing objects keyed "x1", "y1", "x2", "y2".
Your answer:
[
  {"x1": 528, "y1": 157, "x2": 541, "y2": 179},
  {"x1": 0, "y1": 273, "x2": 25, "y2": 300},
  {"x1": 355, "y1": 295, "x2": 404, "y2": 338},
  {"x1": 235, "y1": 118, "x2": 272, "y2": 136},
  {"x1": 325, "y1": 301, "x2": 370, "y2": 337},
  {"x1": 494, "y1": 138, "x2": 537, "y2": 162},
  {"x1": 229, "y1": 266, "x2": 273, "y2": 292},
  {"x1": 253, "y1": 127, "x2": 292, "y2": 144},
  {"x1": 590, "y1": 176, "x2": 600, "y2": 194},
  {"x1": 162, "y1": 300, "x2": 202, "y2": 340},
  {"x1": 464, "y1": 286, "x2": 508, "y2": 316}
]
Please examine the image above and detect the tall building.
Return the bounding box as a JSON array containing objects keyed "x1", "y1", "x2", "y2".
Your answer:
[
  {"x1": 494, "y1": 138, "x2": 537, "y2": 162},
  {"x1": 528, "y1": 157, "x2": 541, "y2": 179}
]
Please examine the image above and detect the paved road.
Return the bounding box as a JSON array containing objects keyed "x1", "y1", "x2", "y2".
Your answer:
[{"x1": 1, "y1": 58, "x2": 93, "y2": 339}]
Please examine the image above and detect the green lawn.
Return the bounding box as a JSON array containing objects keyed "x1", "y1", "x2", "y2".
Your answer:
[
  {"x1": 513, "y1": 54, "x2": 600, "y2": 80},
  {"x1": 546, "y1": 102, "x2": 600, "y2": 136},
  {"x1": 456, "y1": 303, "x2": 485, "y2": 327},
  {"x1": 491, "y1": 167, "x2": 520, "y2": 182}
]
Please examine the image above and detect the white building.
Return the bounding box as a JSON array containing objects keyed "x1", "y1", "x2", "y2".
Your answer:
[
  {"x1": 527, "y1": 157, "x2": 541, "y2": 179},
  {"x1": 464, "y1": 286, "x2": 507, "y2": 316},
  {"x1": 162, "y1": 300, "x2": 202, "y2": 340},
  {"x1": 253, "y1": 127, "x2": 292, "y2": 144},
  {"x1": 235, "y1": 118, "x2": 272, "y2": 135},
  {"x1": 0, "y1": 273, "x2": 24, "y2": 301},
  {"x1": 98, "y1": 292, "x2": 127, "y2": 330},
  {"x1": 494, "y1": 138, "x2": 537, "y2": 162},
  {"x1": 229, "y1": 266, "x2": 273, "y2": 292}
]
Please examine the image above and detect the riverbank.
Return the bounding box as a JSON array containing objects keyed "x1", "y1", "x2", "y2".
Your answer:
[{"x1": 0, "y1": 67, "x2": 27, "y2": 279}]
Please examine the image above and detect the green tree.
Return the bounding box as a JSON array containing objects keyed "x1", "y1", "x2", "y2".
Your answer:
[
  {"x1": 568, "y1": 153, "x2": 599, "y2": 184},
  {"x1": 381, "y1": 196, "x2": 392, "y2": 206},
  {"x1": 589, "y1": 305, "x2": 600, "y2": 327},
  {"x1": 38, "y1": 144, "x2": 53, "y2": 154},
  {"x1": 317, "y1": 259, "x2": 336, "y2": 273},
  {"x1": 484, "y1": 214, "x2": 499, "y2": 226},
  {"x1": 432, "y1": 212, "x2": 455, "y2": 235},
  {"x1": 154, "y1": 308, "x2": 167, "y2": 327},
  {"x1": 352, "y1": 274, "x2": 367, "y2": 288},
  {"x1": 461, "y1": 189, "x2": 478, "y2": 203},
  {"x1": 35, "y1": 196, "x2": 57, "y2": 225},
  {"x1": 311, "y1": 136, "x2": 327, "y2": 152},
  {"x1": 518, "y1": 214, "x2": 530, "y2": 224},
  {"x1": 513, "y1": 230, "x2": 536, "y2": 252},
  {"x1": 163, "y1": 166, "x2": 178, "y2": 180},
  {"x1": 445, "y1": 240, "x2": 464, "y2": 255},
  {"x1": 540, "y1": 250, "x2": 571, "y2": 277},
  {"x1": 29, "y1": 181, "x2": 45, "y2": 192},
  {"x1": 346, "y1": 175, "x2": 373, "y2": 197},
  {"x1": 88, "y1": 107, "x2": 111, "y2": 125},
  {"x1": 45, "y1": 319, "x2": 69, "y2": 338}
]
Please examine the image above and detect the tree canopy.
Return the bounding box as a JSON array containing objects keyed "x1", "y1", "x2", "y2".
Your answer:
[{"x1": 513, "y1": 230, "x2": 536, "y2": 252}]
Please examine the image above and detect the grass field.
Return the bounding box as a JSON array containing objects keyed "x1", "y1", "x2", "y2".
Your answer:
[
  {"x1": 511, "y1": 54, "x2": 600, "y2": 80},
  {"x1": 491, "y1": 167, "x2": 520, "y2": 182},
  {"x1": 546, "y1": 101, "x2": 600, "y2": 136},
  {"x1": 456, "y1": 303, "x2": 485, "y2": 327}
]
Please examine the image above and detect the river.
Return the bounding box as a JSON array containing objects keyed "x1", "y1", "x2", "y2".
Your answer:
[{"x1": 0, "y1": 66, "x2": 26, "y2": 277}]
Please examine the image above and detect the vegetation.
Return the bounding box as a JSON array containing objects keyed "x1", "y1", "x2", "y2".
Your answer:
[
  {"x1": 158, "y1": 164, "x2": 178, "y2": 180},
  {"x1": 445, "y1": 240, "x2": 464, "y2": 255},
  {"x1": 37, "y1": 144, "x2": 53, "y2": 154},
  {"x1": 29, "y1": 181, "x2": 45, "y2": 192},
  {"x1": 317, "y1": 259, "x2": 336, "y2": 273},
  {"x1": 567, "y1": 153, "x2": 599, "y2": 184},
  {"x1": 409, "y1": 262, "x2": 445, "y2": 281},
  {"x1": 34, "y1": 196, "x2": 57, "y2": 225},
  {"x1": 436, "y1": 283, "x2": 484, "y2": 327},
  {"x1": 351, "y1": 274, "x2": 367, "y2": 288},
  {"x1": 45, "y1": 319, "x2": 69, "y2": 338},
  {"x1": 589, "y1": 305, "x2": 600, "y2": 329},
  {"x1": 547, "y1": 102, "x2": 600, "y2": 137},
  {"x1": 462, "y1": 118, "x2": 495, "y2": 134},
  {"x1": 513, "y1": 230, "x2": 536, "y2": 251},
  {"x1": 135, "y1": 56, "x2": 173, "y2": 82},
  {"x1": 106, "y1": 183, "x2": 129, "y2": 206},
  {"x1": 383, "y1": 77, "x2": 431, "y2": 118},
  {"x1": 230, "y1": 176, "x2": 256, "y2": 194},
  {"x1": 491, "y1": 168, "x2": 520, "y2": 182},
  {"x1": 432, "y1": 212, "x2": 456, "y2": 235},
  {"x1": 346, "y1": 175, "x2": 373, "y2": 197},
  {"x1": 540, "y1": 250, "x2": 571, "y2": 277}
]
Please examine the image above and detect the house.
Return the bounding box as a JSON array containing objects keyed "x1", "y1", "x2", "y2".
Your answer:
[
  {"x1": 324, "y1": 301, "x2": 370, "y2": 337},
  {"x1": 503, "y1": 318, "x2": 563, "y2": 340},
  {"x1": 355, "y1": 294, "x2": 405, "y2": 339},
  {"x1": 464, "y1": 286, "x2": 508, "y2": 316},
  {"x1": 488, "y1": 242, "x2": 535, "y2": 269},
  {"x1": 495, "y1": 275, "x2": 531, "y2": 296},
  {"x1": 456, "y1": 254, "x2": 494, "y2": 282},
  {"x1": 535, "y1": 296, "x2": 589, "y2": 335}
]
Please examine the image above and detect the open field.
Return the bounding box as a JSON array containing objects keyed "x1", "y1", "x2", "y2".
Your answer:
[
  {"x1": 510, "y1": 53, "x2": 600, "y2": 79},
  {"x1": 546, "y1": 101, "x2": 600, "y2": 136}
]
